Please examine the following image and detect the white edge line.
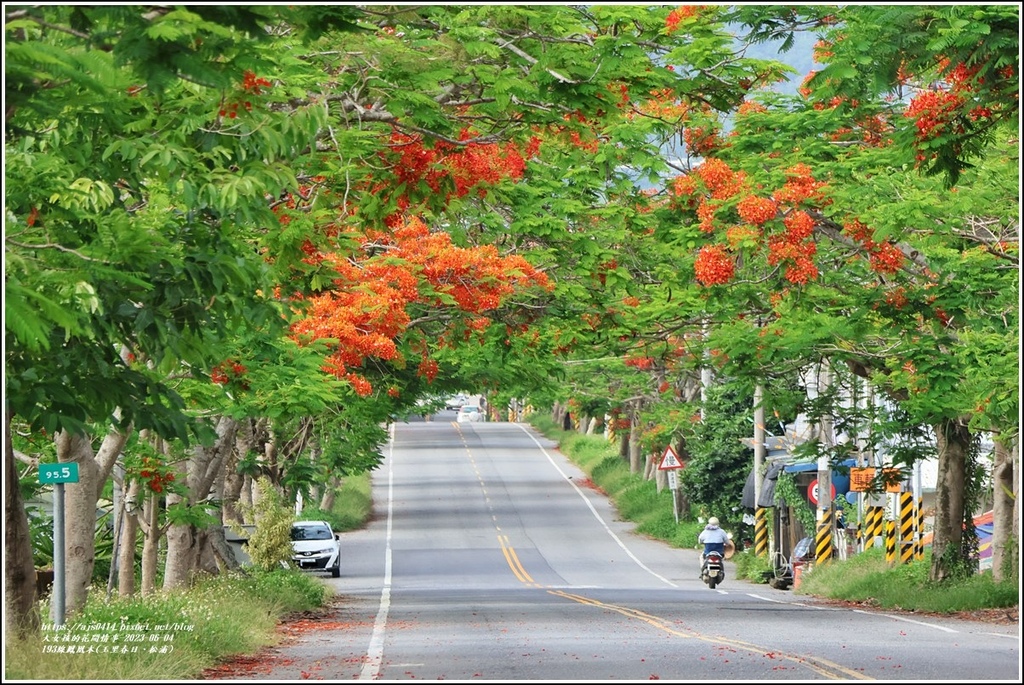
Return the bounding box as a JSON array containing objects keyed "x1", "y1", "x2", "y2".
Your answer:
[
  {"x1": 515, "y1": 424, "x2": 677, "y2": 588},
  {"x1": 360, "y1": 423, "x2": 396, "y2": 680},
  {"x1": 750, "y1": 593, "x2": 1008, "y2": 638},
  {"x1": 852, "y1": 608, "x2": 960, "y2": 632}
]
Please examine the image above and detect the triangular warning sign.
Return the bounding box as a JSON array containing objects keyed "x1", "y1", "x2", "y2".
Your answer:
[{"x1": 658, "y1": 445, "x2": 683, "y2": 470}]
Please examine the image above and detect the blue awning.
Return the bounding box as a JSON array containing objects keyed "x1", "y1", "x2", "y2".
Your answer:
[{"x1": 783, "y1": 458, "x2": 856, "y2": 473}]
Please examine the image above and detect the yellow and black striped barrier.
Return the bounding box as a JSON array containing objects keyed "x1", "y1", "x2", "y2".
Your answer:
[
  {"x1": 754, "y1": 508, "x2": 768, "y2": 557},
  {"x1": 885, "y1": 519, "x2": 896, "y2": 564},
  {"x1": 815, "y1": 509, "x2": 833, "y2": 563},
  {"x1": 899, "y1": 492, "x2": 915, "y2": 564},
  {"x1": 915, "y1": 495, "x2": 925, "y2": 560},
  {"x1": 862, "y1": 506, "x2": 884, "y2": 550}
]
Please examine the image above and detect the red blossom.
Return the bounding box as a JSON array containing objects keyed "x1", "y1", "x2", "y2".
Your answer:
[{"x1": 694, "y1": 244, "x2": 734, "y2": 285}]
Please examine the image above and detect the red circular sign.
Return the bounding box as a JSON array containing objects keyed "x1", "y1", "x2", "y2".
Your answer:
[{"x1": 808, "y1": 479, "x2": 837, "y2": 505}]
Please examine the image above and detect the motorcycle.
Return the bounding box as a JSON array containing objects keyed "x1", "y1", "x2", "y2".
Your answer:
[{"x1": 701, "y1": 550, "x2": 725, "y2": 589}]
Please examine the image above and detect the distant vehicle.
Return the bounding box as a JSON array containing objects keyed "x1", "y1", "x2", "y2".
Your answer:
[
  {"x1": 457, "y1": 404, "x2": 483, "y2": 422},
  {"x1": 446, "y1": 394, "x2": 468, "y2": 411},
  {"x1": 290, "y1": 520, "x2": 341, "y2": 578}
]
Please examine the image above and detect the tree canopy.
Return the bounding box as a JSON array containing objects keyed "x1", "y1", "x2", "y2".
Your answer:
[{"x1": 4, "y1": 4, "x2": 1018, "y2": 622}]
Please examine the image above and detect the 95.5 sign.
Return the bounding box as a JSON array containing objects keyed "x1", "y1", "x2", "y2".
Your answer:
[{"x1": 38, "y1": 463, "x2": 80, "y2": 484}]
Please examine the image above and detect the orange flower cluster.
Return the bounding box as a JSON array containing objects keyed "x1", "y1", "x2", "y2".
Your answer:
[
  {"x1": 842, "y1": 218, "x2": 905, "y2": 275},
  {"x1": 782, "y1": 210, "x2": 815, "y2": 241},
  {"x1": 696, "y1": 159, "x2": 746, "y2": 200},
  {"x1": 869, "y1": 241, "x2": 906, "y2": 274},
  {"x1": 812, "y1": 40, "x2": 834, "y2": 62},
  {"x1": 773, "y1": 164, "x2": 826, "y2": 206},
  {"x1": 290, "y1": 215, "x2": 550, "y2": 394},
  {"x1": 211, "y1": 359, "x2": 249, "y2": 388},
  {"x1": 696, "y1": 198, "x2": 719, "y2": 233},
  {"x1": 665, "y1": 6, "x2": 704, "y2": 33},
  {"x1": 736, "y1": 101, "x2": 768, "y2": 116},
  {"x1": 218, "y1": 71, "x2": 272, "y2": 119},
  {"x1": 680, "y1": 158, "x2": 827, "y2": 288},
  {"x1": 383, "y1": 129, "x2": 534, "y2": 202},
  {"x1": 418, "y1": 357, "x2": 439, "y2": 383},
  {"x1": 736, "y1": 195, "x2": 777, "y2": 225},
  {"x1": 241, "y1": 70, "x2": 272, "y2": 95},
  {"x1": 636, "y1": 88, "x2": 689, "y2": 120},
  {"x1": 767, "y1": 233, "x2": 818, "y2": 285},
  {"x1": 905, "y1": 89, "x2": 965, "y2": 142},
  {"x1": 671, "y1": 174, "x2": 699, "y2": 208},
  {"x1": 625, "y1": 356, "x2": 655, "y2": 370},
  {"x1": 446, "y1": 139, "x2": 528, "y2": 198},
  {"x1": 725, "y1": 224, "x2": 760, "y2": 248},
  {"x1": 684, "y1": 124, "x2": 722, "y2": 156},
  {"x1": 694, "y1": 244, "x2": 734, "y2": 285},
  {"x1": 884, "y1": 286, "x2": 908, "y2": 309},
  {"x1": 136, "y1": 456, "x2": 176, "y2": 495}
]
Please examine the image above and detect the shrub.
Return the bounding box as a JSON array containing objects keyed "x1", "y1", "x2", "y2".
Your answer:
[{"x1": 242, "y1": 477, "x2": 295, "y2": 571}]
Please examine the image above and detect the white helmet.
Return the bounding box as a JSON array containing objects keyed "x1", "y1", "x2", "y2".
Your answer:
[{"x1": 708, "y1": 517, "x2": 719, "y2": 526}]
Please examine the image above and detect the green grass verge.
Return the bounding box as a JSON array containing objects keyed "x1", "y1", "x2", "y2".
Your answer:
[
  {"x1": 525, "y1": 413, "x2": 1019, "y2": 616},
  {"x1": 4, "y1": 568, "x2": 329, "y2": 680}
]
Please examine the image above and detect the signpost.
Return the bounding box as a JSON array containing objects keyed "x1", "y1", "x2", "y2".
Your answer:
[
  {"x1": 807, "y1": 478, "x2": 836, "y2": 506},
  {"x1": 658, "y1": 446, "x2": 684, "y2": 523},
  {"x1": 38, "y1": 462, "x2": 79, "y2": 627}
]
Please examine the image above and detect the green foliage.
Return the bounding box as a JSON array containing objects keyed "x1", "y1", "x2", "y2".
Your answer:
[
  {"x1": 530, "y1": 416, "x2": 1017, "y2": 615},
  {"x1": 799, "y1": 547, "x2": 1018, "y2": 614},
  {"x1": 677, "y1": 380, "x2": 754, "y2": 523},
  {"x1": 774, "y1": 472, "x2": 816, "y2": 535},
  {"x1": 236, "y1": 568, "x2": 330, "y2": 613},
  {"x1": 3, "y1": 568, "x2": 328, "y2": 680},
  {"x1": 326, "y1": 473, "x2": 373, "y2": 533},
  {"x1": 26, "y1": 507, "x2": 55, "y2": 570},
  {"x1": 733, "y1": 549, "x2": 775, "y2": 584},
  {"x1": 5, "y1": 5, "x2": 1017, "y2": 630},
  {"x1": 241, "y1": 478, "x2": 295, "y2": 572}
]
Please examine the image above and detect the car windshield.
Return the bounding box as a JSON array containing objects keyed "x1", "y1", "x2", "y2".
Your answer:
[
  {"x1": 461, "y1": 406, "x2": 479, "y2": 412},
  {"x1": 291, "y1": 525, "x2": 333, "y2": 541}
]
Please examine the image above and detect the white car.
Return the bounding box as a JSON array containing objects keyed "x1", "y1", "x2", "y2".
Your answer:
[
  {"x1": 445, "y1": 394, "x2": 468, "y2": 411},
  {"x1": 290, "y1": 520, "x2": 341, "y2": 577},
  {"x1": 457, "y1": 404, "x2": 483, "y2": 422}
]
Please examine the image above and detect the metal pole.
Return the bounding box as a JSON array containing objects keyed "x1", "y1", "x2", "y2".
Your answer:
[
  {"x1": 753, "y1": 384, "x2": 765, "y2": 510},
  {"x1": 53, "y1": 482, "x2": 66, "y2": 627}
]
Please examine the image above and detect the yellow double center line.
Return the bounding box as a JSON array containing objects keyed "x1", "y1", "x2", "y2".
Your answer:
[
  {"x1": 547, "y1": 588, "x2": 870, "y2": 680},
  {"x1": 467, "y1": 425, "x2": 870, "y2": 681},
  {"x1": 498, "y1": 534, "x2": 541, "y2": 587}
]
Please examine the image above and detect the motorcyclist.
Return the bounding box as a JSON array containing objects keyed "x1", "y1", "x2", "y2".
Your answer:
[{"x1": 698, "y1": 517, "x2": 730, "y2": 578}]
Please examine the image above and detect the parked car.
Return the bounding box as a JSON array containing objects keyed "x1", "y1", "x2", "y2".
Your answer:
[
  {"x1": 290, "y1": 520, "x2": 341, "y2": 577},
  {"x1": 445, "y1": 394, "x2": 468, "y2": 410},
  {"x1": 457, "y1": 404, "x2": 483, "y2": 422}
]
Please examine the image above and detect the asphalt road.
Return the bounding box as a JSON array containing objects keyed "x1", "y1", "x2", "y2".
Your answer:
[{"x1": 221, "y1": 418, "x2": 1020, "y2": 681}]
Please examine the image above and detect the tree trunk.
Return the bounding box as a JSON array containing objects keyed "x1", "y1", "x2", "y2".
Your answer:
[
  {"x1": 117, "y1": 480, "x2": 141, "y2": 597},
  {"x1": 195, "y1": 530, "x2": 222, "y2": 575},
  {"x1": 206, "y1": 525, "x2": 242, "y2": 572},
  {"x1": 223, "y1": 419, "x2": 255, "y2": 525},
  {"x1": 551, "y1": 402, "x2": 562, "y2": 425},
  {"x1": 140, "y1": 495, "x2": 159, "y2": 595},
  {"x1": 55, "y1": 426, "x2": 129, "y2": 617},
  {"x1": 628, "y1": 410, "x2": 642, "y2": 474},
  {"x1": 163, "y1": 416, "x2": 238, "y2": 589},
  {"x1": 990, "y1": 436, "x2": 1017, "y2": 581},
  {"x1": 319, "y1": 481, "x2": 338, "y2": 513},
  {"x1": 4, "y1": 410, "x2": 39, "y2": 635},
  {"x1": 675, "y1": 436, "x2": 692, "y2": 519},
  {"x1": 929, "y1": 419, "x2": 971, "y2": 582}
]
